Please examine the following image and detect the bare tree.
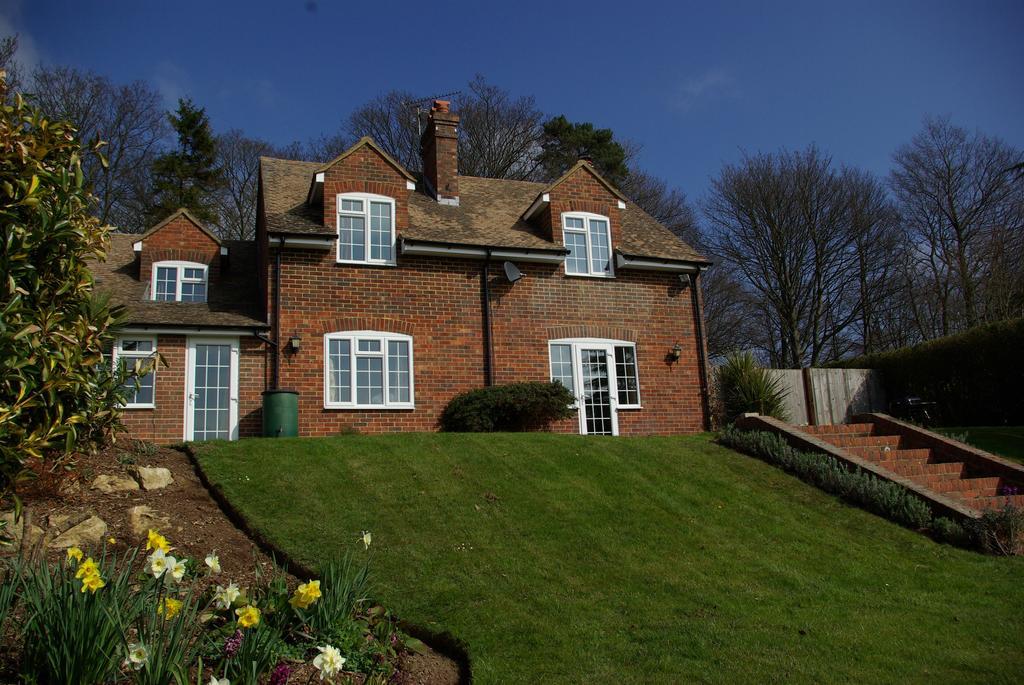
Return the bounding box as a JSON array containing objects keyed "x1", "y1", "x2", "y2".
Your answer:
[
  {"x1": 704, "y1": 146, "x2": 886, "y2": 367},
  {"x1": 621, "y1": 169, "x2": 697, "y2": 240},
  {"x1": 0, "y1": 35, "x2": 25, "y2": 96},
  {"x1": 32, "y1": 66, "x2": 167, "y2": 232},
  {"x1": 890, "y1": 116, "x2": 1024, "y2": 333},
  {"x1": 345, "y1": 89, "x2": 422, "y2": 171},
  {"x1": 457, "y1": 75, "x2": 543, "y2": 180}
]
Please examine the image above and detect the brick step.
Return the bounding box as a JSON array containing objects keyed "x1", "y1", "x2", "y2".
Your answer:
[
  {"x1": 825, "y1": 434, "x2": 903, "y2": 449},
  {"x1": 848, "y1": 447, "x2": 932, "y2": 463},
  {"x1": 802, "y1": 423, "x2": 877, "y2": 436},
  {"x1": 877, "y1": 459, "x2": 967, "y2": 479},
  {"x1": 927, "y1": 476, "x2": 1002, "y2": 497},
  {"x1": 973, "y1": 494, "x2": 1024, "y2": 510}
]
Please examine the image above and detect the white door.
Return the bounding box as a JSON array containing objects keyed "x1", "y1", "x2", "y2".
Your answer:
[
  {"x1": 577, "y1": 345, "x2": 619, "y2": 436},
  {"x1": 185, "y1": 337, "x2": 240, "y2": 441}
]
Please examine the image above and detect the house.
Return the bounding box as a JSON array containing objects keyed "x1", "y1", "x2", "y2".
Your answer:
[{"x1": 94, "y1": 101, "x2": 711, "y2": 443}]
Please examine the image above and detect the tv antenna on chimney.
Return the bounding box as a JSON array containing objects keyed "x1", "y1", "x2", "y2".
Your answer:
[{"x1": 404, "y1": 90, "x2": 461, "y2": 138}]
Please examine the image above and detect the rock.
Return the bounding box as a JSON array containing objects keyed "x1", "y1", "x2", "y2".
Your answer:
[
  {"x1": 1, "y1": 510, "x2": 45, "y2": 549},
  {"x1": 133, "y1": 466, "x2": 174, "y2": 491},
  {"x1": 128, "y1": 505, "x2": 171, "y2": 540},
  {"x1": 48, "y1": 515, "x2": 107, "y2": 550},
  {"x1": 91, "y1": 474, "x2": 140, "y2": 493}
]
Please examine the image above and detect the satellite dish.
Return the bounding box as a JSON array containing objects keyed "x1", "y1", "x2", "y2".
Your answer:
[{"x1": 503, "y1": 261, "x2": 523, "y2": 284}]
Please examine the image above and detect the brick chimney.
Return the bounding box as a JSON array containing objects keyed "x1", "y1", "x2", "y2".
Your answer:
[{"x1": 421, "y1": 100, "x2": 459, "y2": 205}]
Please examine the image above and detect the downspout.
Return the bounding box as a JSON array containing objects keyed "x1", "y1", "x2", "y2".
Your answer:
[
  {"x1": 690, "y1": 271, "x2": 711, "y2": 430},
  {"x1": 482, "y1": 251, "x2": 495, "y2": 386},
  {"x1": 273, "y1": 239, "x2": 283, "y2": 390}
]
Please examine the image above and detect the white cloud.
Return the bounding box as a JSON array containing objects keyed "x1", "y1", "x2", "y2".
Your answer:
[
  {"x1": 154, "y1": 60, "x2": 190, "y2": 107},
  {"x1": 673, "y1": 67, "x2": 738, "y2": 113},
  {"x1": 0, "y1": 0, "x2": 43, "y2": 74}
]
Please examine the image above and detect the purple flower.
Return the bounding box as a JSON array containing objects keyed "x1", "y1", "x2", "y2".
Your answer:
[
  {"x1": 224, "y1": 629, "x2": 244, "y2": 658},
  {"x1": 269, "y1": 662, "x2": 292, "y2": 685}
]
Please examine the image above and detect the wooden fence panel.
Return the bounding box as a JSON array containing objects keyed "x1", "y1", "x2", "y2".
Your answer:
[{"x1": 767, "y1": 368, "x2": 886, "y2": 425}]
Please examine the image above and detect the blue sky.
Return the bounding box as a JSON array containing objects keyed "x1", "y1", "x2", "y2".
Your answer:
[{"x1": 6, "y1": 0, "x2": 1024, "y2": 201}]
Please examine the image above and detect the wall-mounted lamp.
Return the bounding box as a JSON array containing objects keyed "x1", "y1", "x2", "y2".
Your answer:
[
  {"x1": 677, "y1": 274, "x2": 691, "y2": 289},
  {"x1": 288, "y1": 335, "x2": 302, "y2": 352},
  {"x1": 670, "y1": 342, "x2": 683, "y2": 362}
]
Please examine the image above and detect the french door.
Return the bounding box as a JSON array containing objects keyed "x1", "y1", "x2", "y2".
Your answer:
[
  {"x1": 185, "y1": 337, "x2": 240, "y2": 441},
  {"x1": 577, "y1": 345, "x2": 619, "y2": 436}
]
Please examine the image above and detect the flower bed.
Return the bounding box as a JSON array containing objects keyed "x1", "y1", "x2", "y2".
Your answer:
[{"x1": 1, "y1": 527, "x2": 426, "y2": 684}]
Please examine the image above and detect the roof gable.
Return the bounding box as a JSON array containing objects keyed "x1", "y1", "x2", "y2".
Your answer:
[
  {"x1": 543, "y1": 160, "x2": 628, "y2": 203},
  {"x1": 316, "y1": 137, "x2": 416, "y2": 182},
  {"x1": 139, "y1": 208, "x2": 221, "y2": 245}
]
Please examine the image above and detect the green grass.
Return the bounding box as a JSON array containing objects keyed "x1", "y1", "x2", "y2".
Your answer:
[
  {"x1": 939, "y1": 426, "x2": 1024, "y2": 464},
  {"x1": 193, "y1": 434, "x2": 1024, "y2": 684}
]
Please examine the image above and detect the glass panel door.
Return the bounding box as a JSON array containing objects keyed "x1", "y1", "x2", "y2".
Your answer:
[
  {"x1": 186, "y1": 338, "x2": 239, "y2": 441},
  {"x1": 579, "y1": 347, "x2": 618, "y2": 436}
]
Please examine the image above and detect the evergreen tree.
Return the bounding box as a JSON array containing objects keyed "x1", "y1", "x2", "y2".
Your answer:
[
  {"x1": 537, "y1": 115, "x2": 630, "y2": 186},
  {"x1": 145, "y1": 98, "x2": 224, "y2": 226}
]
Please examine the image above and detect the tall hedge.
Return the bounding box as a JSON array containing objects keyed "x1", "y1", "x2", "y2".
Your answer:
[{"x1": 835, "y1": 318, "x2": 1024, "y2": 426}]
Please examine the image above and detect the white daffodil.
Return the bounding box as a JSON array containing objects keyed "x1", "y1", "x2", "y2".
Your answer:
[
  {"x1": 208, "y1": 676, "x2": 230, "y2": 685},
  {"x1": 213, "y1": 582, "x2": 241, "y2": 610},
  {"x1": 313, "y1": 644, "x2": 346, "y2": 679},
  {"x1": 167, "y1": 557, "x2": 187, "y2": 584},
  {"x1": 125, "y1": 642, "x2": 149, "y2": 670},
  {"x1": 361, "y1": 530, "x2": 372, "y2": 550},
  {"x1": 146, "y1": 549, "x2": 170, "y2": 579},
  {"x1": 204, "y1": 552, "x2": 221, "y2": 574}
]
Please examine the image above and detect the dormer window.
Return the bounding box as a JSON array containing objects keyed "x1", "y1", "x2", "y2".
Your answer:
[
  {"x1": 152, "y1": 261, "x2": 208, "y2": 302},
  {"x1": 337, "y1": 193, "x2": 396, "y2": 265},
  {"x1": 563, "y1": 213, "x2": 613, "y2": 277}
]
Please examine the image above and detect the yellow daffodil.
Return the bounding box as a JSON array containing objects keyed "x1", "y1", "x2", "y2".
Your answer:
[
  {"x1": 107, "y1": 537, "x2": 116, "y2": 545},
  {"x1": 235, "y1": 604, "x2": 260, "y2": 629},
  {"x1": 213, "y1": 582, "x2": 240, "y2": 610},
  {"x1": 80, "y1": 572, "x2": 106, "y2": 593},
  {"x1": 146, "y1": 529, "x2": 171, "y2": 553},
  {"x1": 289, "y1": 580, "x2": 322, "y2": 609},
  {"x1": 75, "y1": 557, "x2": 99, "y2": 580},
  {"x1": 66, "y1": 547, "x2": 83, "y2": 564},
  {"x1": 361, "y1": 531, "x2": 372, "y2": 550},
  {"x1": 158, "y1": 597, "x2": 183, "y2": 620}
]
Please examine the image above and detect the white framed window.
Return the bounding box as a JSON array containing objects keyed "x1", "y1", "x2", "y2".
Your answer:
[
  {"x1": 548, "y1": 338, "x2": 641, "y2": 408},
  {"x1": 336, "y1": 193, "x2": 396, "y2": 265},
  {"x1": 151, "y1": 261, "x2": 208, "y2": 302},
  {"x1": 562, "y1": 212, "x2": 613, "y2": 277},
  {"x1": 324, "y1": 331, "x2": 413, "y2": 408},
  {"x1": 113, "y1": 336, "x2": 157, "y2": 408}
]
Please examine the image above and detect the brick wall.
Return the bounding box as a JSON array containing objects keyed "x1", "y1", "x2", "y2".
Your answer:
[
  {"x1": 140, "y1": 215, "x2": 221, "y2": 288},
  {"x1": 267, "y1": 148, "x2": 707, "y2": 436},
  {"x1": 120, "y1": 334, "x2": 266, "y2": 444}
]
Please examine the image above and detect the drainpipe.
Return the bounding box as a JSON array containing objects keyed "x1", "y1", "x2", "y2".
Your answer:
[
  {"x1": 482, "y1": 251, "x2": 495, "y2": 386},
  {"x1": 273, "y1": 239, "x2": 283, "y2": 390},
  {"x1": 690, "y1": 271, "x2": 711, "y2": 430}
]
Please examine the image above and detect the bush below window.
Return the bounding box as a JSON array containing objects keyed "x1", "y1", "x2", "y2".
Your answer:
[{"x1": 440, "y1": 382, "x2": 576, "y2": 432}]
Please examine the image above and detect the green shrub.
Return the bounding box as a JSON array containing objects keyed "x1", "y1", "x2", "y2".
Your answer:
[
  {"x1": 719, "y1": 427, "x2": 933, "y2": 532},
  {"x1": 17, "y1": 548, "x2": 144, "y2": 685},
  {"x1": 714, "y1": 351, "x2": 789, "y2": 424},
  {"x1": 835, "y1": 318, "x2": 1024, "y2": 425},
  {"x1": 0, "y1": 75, "x2": 140, "y2": 505},
  {"x1": 441, "y1": 382, "x2": 576, "y2": 432}
]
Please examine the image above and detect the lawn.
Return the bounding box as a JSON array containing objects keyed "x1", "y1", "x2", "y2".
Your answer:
[
  {"x1": 193, "y1": 433, "x2": 1024, "y2": 684},
  {"x1": 939, "y1": 426, "x2": 1024, "y2": 464}
]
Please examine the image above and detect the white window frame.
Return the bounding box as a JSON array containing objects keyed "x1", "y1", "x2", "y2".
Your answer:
[
  {"x1": 323, "y1": 330, "x2": 414, "y2": 409},
  {"x1": 151, "y1": 260, "x2": 209, "y2": 302},
  {"x1": 548, "y1": 338, "x2": 641, "y2": 409},
  {"x1": 112, "y1": 336, "x2": 158, "y2": 409},
  {"x1": 336, "y1": 193, "x2": 397, "y2": 266},
  {"x1": 561, "y1": 212, "x2": 614, "y2": 278}
]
